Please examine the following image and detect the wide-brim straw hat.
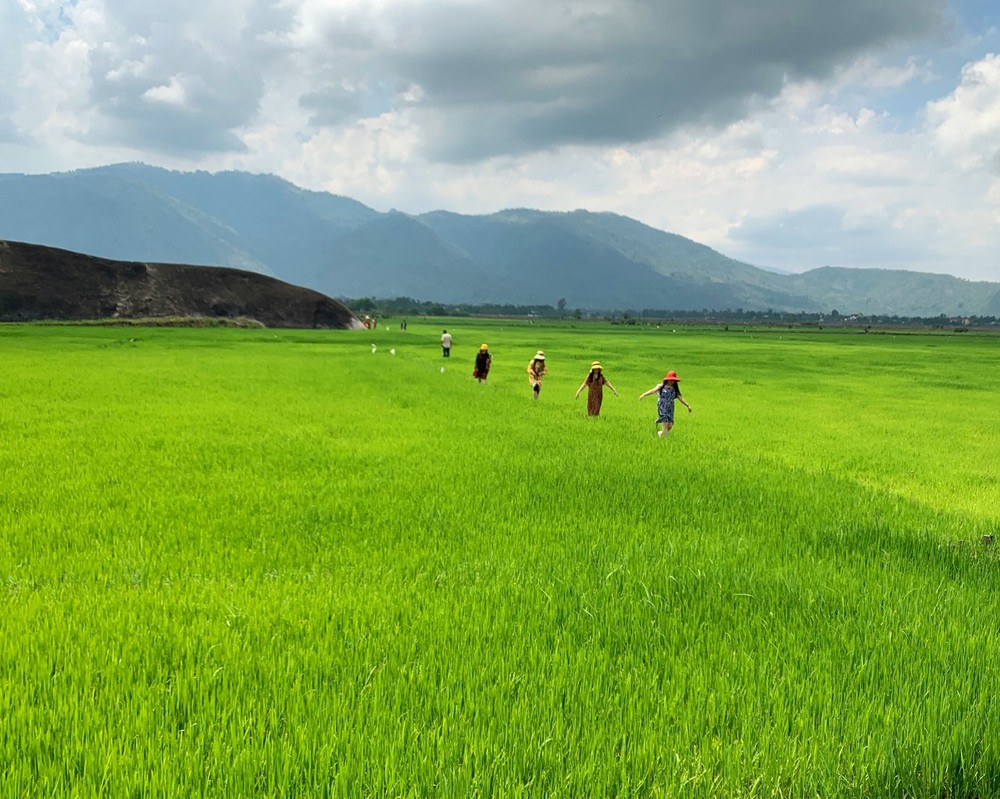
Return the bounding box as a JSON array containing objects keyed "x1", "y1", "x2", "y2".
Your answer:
[
  {"x1": 535, "y1": 351, "x2": 545, "y2": 359},
  {"x1": 664, "y1": 370, "x2": 681, "y2": 381},
  {"x1": 591, "y1": 361, "x2": 603, "y2": 370},
  {"x1": 480, "y1": 343, "x2": 489, "y2": 350}
]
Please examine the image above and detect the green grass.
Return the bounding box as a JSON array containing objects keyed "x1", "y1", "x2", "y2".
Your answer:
[{"x1": 1, "y1": 320, "x2": 999, "y2": 797}]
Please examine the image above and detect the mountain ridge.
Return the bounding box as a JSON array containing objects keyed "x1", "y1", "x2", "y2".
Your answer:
[{"x1": 0, "y1": 163, "x2": 996, "y2": 316}]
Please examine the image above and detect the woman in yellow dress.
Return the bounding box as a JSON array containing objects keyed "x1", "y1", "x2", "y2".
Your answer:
[{"x1": 527, "y1": 351, "x2": 547, "y2": 399}]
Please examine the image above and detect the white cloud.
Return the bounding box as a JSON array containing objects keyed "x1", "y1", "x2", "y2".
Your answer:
[
  {"x1": 142, "y1": 75, "x2": 191, "y2": 107},
  {"x1": 926, "y1": 53, "x2": 1000, "y2": 172},
  {"x1": 833, "y1": 55, "x2": 935, "y2": 91}
]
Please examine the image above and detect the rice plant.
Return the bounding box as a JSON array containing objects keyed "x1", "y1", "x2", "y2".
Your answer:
[{"x1": 1, "y1": 321, "x2": 998, "y2": 797}]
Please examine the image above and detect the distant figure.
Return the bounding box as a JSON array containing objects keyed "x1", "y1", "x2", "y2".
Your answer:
[
  {"x1": 400, "y1": 319, "x2": 407, "y2": 331},
  {"x1": 575, "y1": 361, "x2": 618, "y2": 416},
  {"x1": 363, "y1": 315, "x2": 371, "y2": 329},
  {"x1": 527, "y1": 351, "x2": 547, "y2": 399},
  {"x1": 639, "y1": 370, "x2": 692, "y2": 437},
  {"x1": 473, "y1": 344, "x2": 492, "y2": 384},
  {"x1": 441, "y1": 329, "x2": 452, "y2": 358}
]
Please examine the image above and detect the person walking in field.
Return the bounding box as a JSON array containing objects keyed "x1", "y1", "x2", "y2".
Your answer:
[
  {"x1": 441, "y1": 329, "x2": 452, "y2": 358},
  {"x1": 527, "y1": 351, "x2": 547, "y2": 399},
  {"x1": 575, "y1": 361, "x2": 619, "y2": 416},
  {"x1": 473, "y1": 344, "x2": 492, "y2": 384},
  {"x1": 639, "y1": 370, "x2": 692, "y2": 436}
]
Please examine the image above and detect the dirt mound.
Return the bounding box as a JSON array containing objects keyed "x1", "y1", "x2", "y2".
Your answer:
[{"x1": 0, "y1": 240, "x2": 362, "y2": 329}]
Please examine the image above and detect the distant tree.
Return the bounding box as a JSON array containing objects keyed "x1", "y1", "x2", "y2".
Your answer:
[{"x1": 557, "y1": 297, "x2": 567, "y2": 314}]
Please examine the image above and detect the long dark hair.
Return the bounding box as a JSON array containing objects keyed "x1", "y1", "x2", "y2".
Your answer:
[
  {"x1": 586, "y1": 369, "x2": 603, "y2": 384},
  {"x1": 661, "y1": 379, "x2": 682, "y2": 396}
]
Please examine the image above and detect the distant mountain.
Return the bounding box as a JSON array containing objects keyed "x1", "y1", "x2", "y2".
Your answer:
[
  {"x1": 0, "y1": 167, "x2": 268, "y2": 273},
  {"x1": 0, "y1": 239, "x2": 361, "y2": 328},
  {"x1": 0, "y1": 163, "x2": 996, "y2": 316},
  {"x1": 787, "y1": 267, "x2": 1000, "y2": 318}
]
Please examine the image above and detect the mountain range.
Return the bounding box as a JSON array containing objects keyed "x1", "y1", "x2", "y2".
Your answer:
[{"x1": 1, "y1": 162, "x2": 997, "y2": 317}]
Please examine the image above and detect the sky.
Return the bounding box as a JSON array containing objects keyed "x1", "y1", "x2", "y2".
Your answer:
[{"x1": 2, "y1": 0, "x2": 999, "y2": 281}]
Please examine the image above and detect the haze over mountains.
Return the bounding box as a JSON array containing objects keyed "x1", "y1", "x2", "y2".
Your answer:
[{"x1": 1, "y1": 163, "x2": 997, "y2": 317}]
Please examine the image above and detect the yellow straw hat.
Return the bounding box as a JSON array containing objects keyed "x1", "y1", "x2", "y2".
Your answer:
[
  {"x1": 591, "y1": 361, "x2": 603, "y2": 370},
  {"x1": 535, "y1": 350, "x2": 545, "y2": 359},
  {"x1": 480, "y1": 343, "x2": 488, "y2": 350}
]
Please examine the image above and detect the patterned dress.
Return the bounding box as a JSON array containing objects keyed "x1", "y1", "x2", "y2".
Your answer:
[
  {"x1": 528, "y1": 360, "x2": 547, "y2": 387},
  {"x1": 586, "y1": 373, "x2": 607, "y2": 416},
  {"x1": 656, "y1": 383, "x2": 680, "y2": 423}
]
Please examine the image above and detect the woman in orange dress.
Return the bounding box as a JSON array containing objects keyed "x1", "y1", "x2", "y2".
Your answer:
[{"x1": 575, "y1": 361, "x2": 618, "y2": 416}]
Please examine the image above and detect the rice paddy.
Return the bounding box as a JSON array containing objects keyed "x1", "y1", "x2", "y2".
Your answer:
[{"x1": 1, "y1": 320, "x2": 999, "y2": 797}]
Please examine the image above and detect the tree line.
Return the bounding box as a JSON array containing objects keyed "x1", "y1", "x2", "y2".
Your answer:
[{"x1": 340, "y1": 296, "x2": 999, "y2": 329}]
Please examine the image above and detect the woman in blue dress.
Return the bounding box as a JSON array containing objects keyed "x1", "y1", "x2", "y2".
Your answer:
[{"x1": 639, "y1": 370, "x2": 692, "y2": 437}]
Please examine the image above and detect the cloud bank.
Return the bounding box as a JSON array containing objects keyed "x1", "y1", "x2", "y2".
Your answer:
[{"x1": 2, "y1": 0, "x2": 998, "y2": 281}]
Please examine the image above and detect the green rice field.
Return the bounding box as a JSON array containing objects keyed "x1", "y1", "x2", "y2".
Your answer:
[{"x1": 1, "y1": 320, "x2": 999, "y2": 797}]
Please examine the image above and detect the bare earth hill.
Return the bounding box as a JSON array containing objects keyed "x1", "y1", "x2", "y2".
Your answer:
[{"x1": 0, "y1": 240, "x2": 362, "y2": 328}]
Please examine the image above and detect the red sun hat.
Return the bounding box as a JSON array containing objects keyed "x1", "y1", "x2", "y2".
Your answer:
[{"x1": 664, "y1": 370, "x2": 681, "y2": 381}]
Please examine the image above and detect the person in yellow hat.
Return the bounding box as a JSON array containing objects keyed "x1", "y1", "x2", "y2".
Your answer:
[
  {"x1": 575, "y1": 361, "x2": 618, "y2": 416},
  {"x1": 639, "y1": 370, "x2": 692, "y2": 437},
  {"x1": 527, "y1": 350, "x2": 547, "y2": 399},
  {"x1": 473, "y1": 343, "x2": 492, "y2": 384}
]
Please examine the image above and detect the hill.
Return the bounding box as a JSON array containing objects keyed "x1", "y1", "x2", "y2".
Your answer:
[
  {"x1": 787, "y1": 267, "x2": 1000, "y2": 318},
  {"x1": 0, "y1": 163, "x2": 996, "y2": 315},
  {"x1": 0, "y1": 239, "x2": 361, "y2": 328}
]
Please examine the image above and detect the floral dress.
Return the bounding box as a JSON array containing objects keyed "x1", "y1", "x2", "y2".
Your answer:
[
  {"x1": 528, "y1": 360, "x2": 547, "y2": 386},
  {"x1": 656, "y1": 383, "x2": 680, "y2": 423}
]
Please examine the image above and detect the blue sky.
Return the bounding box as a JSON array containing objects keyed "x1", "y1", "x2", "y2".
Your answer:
[{"x1": 1, "y1": 0, "x2": 998, "y2": 281}]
